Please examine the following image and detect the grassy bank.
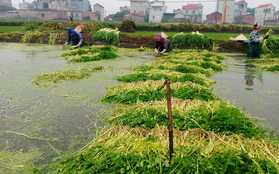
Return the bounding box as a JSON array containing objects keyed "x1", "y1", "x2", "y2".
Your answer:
[{"x1": 0, "y1": 26, "x2": 21, "y2": 33}]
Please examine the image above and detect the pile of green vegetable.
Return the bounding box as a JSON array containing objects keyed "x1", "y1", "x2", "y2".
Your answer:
[
  {"x1": 61, "y1": 46, "x2": 119, "y2": 63},
  {"x1": 265, "y1": 36, "x2": 279, "y2": 55},
  {"x1": 117, "y1": 69, "x2": 215, "y2": 86},
  {"x1": 102, "y1": 80, "x2": 217, "y2": 104},
  {"x1": 171, "y1": 32, "x2": 212, "y2": 48},
  {"x1": 135, "y1": 62, "x2": 215, "y2": 77},
  {"x1": 54, "y1": 126, "x2": 278, "y2": 173},
  {"x1": 92, "y1": 28, "x2": 120, "y2": 45},
  {"x1": 104, "y1": 99, "x2": 265, "y2": 138}
]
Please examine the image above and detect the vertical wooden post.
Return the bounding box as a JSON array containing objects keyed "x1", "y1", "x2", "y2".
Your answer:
[
  {"x1": 166, "y1": 79, "x2": 173, "y2": 162},
  {"x1": 158, "y1": 79, "x2": 173, "y2": 163}
]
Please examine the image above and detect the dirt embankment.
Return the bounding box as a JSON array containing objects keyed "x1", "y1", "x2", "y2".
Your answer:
[{"x1": 0, "y1": 32, "x2": 247, "y2": 52}]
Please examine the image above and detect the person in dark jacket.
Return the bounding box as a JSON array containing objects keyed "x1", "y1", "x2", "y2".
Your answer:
[
  {"x1": 154, "y1": 33, "x2": 173, "y2": 54},
  {"x1": 247, "y1": 23, "x2": 269, "y2": 58},
  {"x1": 63, "y1": 27, "x2": 84, "y2": 48}
]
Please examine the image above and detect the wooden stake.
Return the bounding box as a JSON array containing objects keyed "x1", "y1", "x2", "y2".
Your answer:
[{"x1": 158, "y1": 79, "x2": 173, "y2": 163}]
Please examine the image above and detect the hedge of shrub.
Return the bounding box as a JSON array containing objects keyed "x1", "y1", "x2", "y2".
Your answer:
[{"x1": 135, "y1": 23, "x2": 279, "y2": 34}]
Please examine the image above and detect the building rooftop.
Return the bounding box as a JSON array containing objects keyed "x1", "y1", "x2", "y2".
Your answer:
[
  {"x1": 120, "y1": 6, "x2": 130, "y2": 10},
  {"x1": 235, "y1": 0, "x2": 245, "y2": 5},
  {"x1": 93, "y1": 3, "x2": 104, "y2": 8},
  {"x1": 173, "y1": 9, "x2": 182, "y2": 12},
  {"x1": 255, "y1": 4, "x2": 273, "y2": 9},
  {"x1": 182, "y1": 4, "x2": 199, "y2": 10}
]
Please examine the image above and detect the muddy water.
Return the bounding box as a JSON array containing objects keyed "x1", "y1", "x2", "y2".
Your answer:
[
  {"x1": 212, "y1": 55, "x2": 279, "y2": 135},
  {"x1": 0, "y1": 43, "x2": 155, "y2": 173}
]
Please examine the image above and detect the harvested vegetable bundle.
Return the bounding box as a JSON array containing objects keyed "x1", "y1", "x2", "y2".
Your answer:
[
  {"x1": 266, "y1": 36, "x2": 279, "y2": 55},
  {"x1": 171, "y1": 32, "x2": 212, "y2": 48},
  {"x1": 105, "y1": 99, "x2": 265, "y2": 137},
  {"x1": 102, "y1": 80, "x2": 216, "y2": 104},
  {"x1": 117, "y1": 69, "x2": 215, "y2": 86},
  {"x1": 55, "y1": 125, "x2": 276, "y2": 174},
  {"x1": 92, "y1": 28, "x2": 120, "y2": 45},
  {"x1": 261, "y1": 29, "x2": 274, "y2": 54}
]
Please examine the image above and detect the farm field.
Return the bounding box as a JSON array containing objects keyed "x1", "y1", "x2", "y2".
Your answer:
[{"x1": 1, "y1": 42, "x2": 279, "y2": 173}]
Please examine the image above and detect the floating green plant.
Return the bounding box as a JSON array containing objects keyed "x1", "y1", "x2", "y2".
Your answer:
[
  {"x1": 102, "y1": 80, "x2": 216, "y2": 104},
  {"x1": 53, "y1": 125, "x2": 277, "y2": 173},
  {"x1": 61, "y1": 46, "x2": 117, "y2": 57},
  {"x1": 31, "y1": 65, "x2": 104, "y2": 87},
  {"x1": 246, "y1": 56, "x2": 279, "y2": 72},
  {"x1": 117, "y1": 69, "x2": 215, "y2": 86}
]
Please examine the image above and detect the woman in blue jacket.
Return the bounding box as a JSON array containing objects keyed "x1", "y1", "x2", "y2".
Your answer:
[{"x1": 63, "y1": 27, "x2": 85, "y2": 48}]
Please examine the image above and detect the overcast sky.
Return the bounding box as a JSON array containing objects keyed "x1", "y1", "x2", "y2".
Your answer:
[{"x1": 12, "y1": 0, "x2": 279, "y2": 18}]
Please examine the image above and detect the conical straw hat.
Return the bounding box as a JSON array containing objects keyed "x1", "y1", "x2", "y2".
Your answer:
[
  {"x1": 161, "y1": 32, "x2": 168, "y2": 39},
  {"x1": 236, "y1": 34, "x2": 248, "y2": 41},
  {"x1": 75, "y1": 25, "x2": 84, "y2": 32}
]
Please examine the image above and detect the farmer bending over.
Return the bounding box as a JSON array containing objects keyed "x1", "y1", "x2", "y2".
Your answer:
[
  {"x1": 63, "y1": 26, "x2": 84, "y2": 48},
  {"x1": 247, "y1": 23, "x2": 269, "y2": 58},
  {"x1": 154, "y1": 33, "x2": 173, "y2": 54}
]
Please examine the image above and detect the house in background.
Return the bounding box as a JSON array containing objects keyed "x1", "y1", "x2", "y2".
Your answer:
[
  {"x1": 19, "y1": 0, "x2": 34, "y2": 10},
  {"x1": 216, "y1": 0, "x2": 235, "y2": 23},
  {"x1": 206, "y1": 11, "x2": 222, "y2": 24},
  {"x1": 175, "y1": 3, "x2": 203, "y2": 23},
  {"x1": 235, "y1": 14, "x2": 254, "y2": 24},
  {"x1": 120, "y1": 6, "x2": 130, "y2": 12},
  {"x1": 130, "y1": 0, "x2": 148, "y2": 15},
  {"x1": 173, "y1": 8, "x2": 182, "y2": 14},
  {"x1": 93, "y1": 3, "x2": 104, "y2": 22},
  {"x1": 48, "y1": 0, "x2": 69, "y2": 11},
  {"x1": 234, "y1": 0, "x2": 247, "y2": 17},
  {"x1": 254, "y1": 4, "x2": 276, "y2": 24},
  {"x1": 233, "y1": 0, "x2": 247, "y2": 23},
  {"x1": 71, "y1": 0, "x2": 90, "y2": 12},
  {"x1": 264, "y1": 11, "x2": 279, "y2": 26},
  {"x1": 0, "y1": 0, "x2": 12, "y2": 6},
  {"x1": 124, "y1": 13, "x2": 144, "y2": 22},
  {"x1": 149, "y1": 0, "x2": 167, "y2": 23}
]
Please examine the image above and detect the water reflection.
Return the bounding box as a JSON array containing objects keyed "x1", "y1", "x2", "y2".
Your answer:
[
  {"x1": 244, "y1": 63, "x2": 263, "y2": 90},
  {"x1": 212, "y1": 55, "x2": 279, "y2": 135}
]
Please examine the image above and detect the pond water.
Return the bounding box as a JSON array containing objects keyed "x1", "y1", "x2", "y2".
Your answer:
[
  {"x1": 212, "y1": 55, "x2": 279, "y2": 135},
  {"x1": 0, "y1": 43, "x2": 154, "y2": 173}
]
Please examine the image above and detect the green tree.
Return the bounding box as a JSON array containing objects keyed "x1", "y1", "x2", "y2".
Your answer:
[
  {"x1": 161, "y1": 17, "x2": 172, "y2": 23},
  {"x1": 247, "y1": 8, "x2": 255, "y2": 17},
  {"x1": 113, "y1": 10, "x2": 130, "y2": 19},
  {"x1": 0, "y1": 5, "x2": 16, "y2": 12}
]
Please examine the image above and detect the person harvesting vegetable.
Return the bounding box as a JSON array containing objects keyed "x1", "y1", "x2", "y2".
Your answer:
[
  {"x1": 247, "y1": 23, "x2": 269, "y2": 58},
  {"x1": 154, "y1": 33, "x2": 173, "y2": 54},
  {"x1": 63, "y1": 25, "x2": 85, "y2": 48}
]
